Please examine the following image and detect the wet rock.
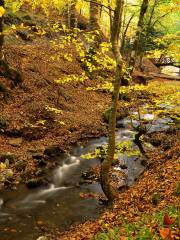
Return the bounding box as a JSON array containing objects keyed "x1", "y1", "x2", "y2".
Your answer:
[
  {"x1": 9, "y1": 137, "x2": 23, "y2": 147},
  {"x1": 141, "y1": 158, "x2": 148, "y2": 167},
  {"x1": 33, "y1": 153, "x2": 47, "y2": 166},
  {"x1": 112, "y1": 170, "x2": 127, "y2": 190},
  {"x1": 80, "y1": 170, "x2": 98, "y2": 184},
  {"x1": 32, "y1": 152, "x2": 44, "y2": 160},
  {"x1": 0, "y1": 152, "x2": 17, "y2": 164},
  {"x1": 119, "y1": 164, "x2": 128, "y2": 169},
  {"x1": 26, "y1": 178, "x2": 44, "y2": 189},
  {"x1": 44, "y1": 145, "x2": 65, "y2": 158},
  {"x1": 116, "y1": 120, "x2": 125, "y2": 128}
]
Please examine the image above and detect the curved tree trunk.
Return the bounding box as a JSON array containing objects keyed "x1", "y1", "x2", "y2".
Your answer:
[
  {"x1": 100, "y1": 0, "x2": 125, "y2": 205},
  {"x1": 89, "y1": 0, "x2": 100, "y2": 30}
]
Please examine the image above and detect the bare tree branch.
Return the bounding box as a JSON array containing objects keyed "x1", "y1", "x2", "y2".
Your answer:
[{"x1": 83, "y1": 0, "x2": 115, "y2": 12}]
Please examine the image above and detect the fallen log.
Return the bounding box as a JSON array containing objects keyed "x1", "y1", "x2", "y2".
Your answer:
[{"x1": 148, "y1": 72, "x2": 180, "y2": 81}]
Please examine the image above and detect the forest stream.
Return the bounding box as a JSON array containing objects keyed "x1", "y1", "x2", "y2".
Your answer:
[{"x1": 0, "y1": 110, "x2": 174, "y2": 240}]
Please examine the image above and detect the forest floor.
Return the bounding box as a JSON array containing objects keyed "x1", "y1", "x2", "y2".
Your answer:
[
  {"x1": 0, "y1": 12, "x2": 179, "y2": 240},
  {"x1": 0, "y1": 37, "x2": 113, "y2": 189}
]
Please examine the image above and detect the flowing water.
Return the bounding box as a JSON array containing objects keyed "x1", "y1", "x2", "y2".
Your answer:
[{"x1": 0, "y1": 113, "x2": 173, "y2": 240}]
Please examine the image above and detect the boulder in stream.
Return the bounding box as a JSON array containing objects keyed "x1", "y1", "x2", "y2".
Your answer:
[
  {"x1": 44, "y1": 144, "x2": 65, "y2": 158},
  {"x1": 26, "y1": 178, "x2": 45, "y2": 189}
]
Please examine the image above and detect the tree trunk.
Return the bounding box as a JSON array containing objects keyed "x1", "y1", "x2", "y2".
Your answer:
[
  {"x1": 0, "y1": 0, "x2": 22, "y2": 87},
  {"x1": 129, "y1": 0, "x2": 149, "y2": 73},
  {"x1": 70, "y1": 0, "x2": 77, "y2": 28},
  {"x1": 89, "y1": 0, "x2": 100, "y2": 30},
  {"x1": 100, "y1": 0, "x2": 125, "y2": 205},
  {"x1": 0, "y1": 0, "x2": 5, "y2": 63},
  {"x1": 121, "y1": 13, "x2": 135, "y2": 55},
  {"x1": 108, "y1": 0, "x2": 113, "y2": 39}
]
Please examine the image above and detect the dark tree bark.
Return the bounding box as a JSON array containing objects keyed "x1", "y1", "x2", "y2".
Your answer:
[
  {"x1": 100, "y1": 0, "x2": 125, "y2": 205},
  {"x1": 121, "y1": 13, "x2": 135, "y2": 55},
  {"x1": 70, "y1": 0, "x2": 77, "y2": 28},
  {"x1": 0, "y1": 0, "x2": 5, "y2": 62},
  {"x1": 129, "y1": 0, "x2": 149, "y2": 73},
  {"x1": 89, "y1": 0, "x2": 100, "y2": 30},
  {"x1": 108, "y1": 0, "x2": 113, "y2": 39}
]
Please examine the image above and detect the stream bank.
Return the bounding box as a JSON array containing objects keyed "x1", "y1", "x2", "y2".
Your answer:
[{"x1": 0, "y1": 98, "x2": 178, "y2": 240}]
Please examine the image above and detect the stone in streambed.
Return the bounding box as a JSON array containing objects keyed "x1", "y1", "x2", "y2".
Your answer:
[
  {"x1": 9, "y1": 137, "x2": 23, "y2": 147},
  {"x1": 44, "y1": 144, "x2": 65, "y2": 158},
  {"x1": 26, "y1": 178, "x2": 44, "y2": 189}
]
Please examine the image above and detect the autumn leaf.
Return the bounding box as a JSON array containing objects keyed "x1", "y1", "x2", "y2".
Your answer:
[
  {"x1": 79, "y1": 193, "x2": 96, "y2": 199},
  {"x1": 164, "y1": 214, "x2": 173, "y2": 226},
  {"x1": 159, "y1": 228, "x2": 171, "y2": 239}
]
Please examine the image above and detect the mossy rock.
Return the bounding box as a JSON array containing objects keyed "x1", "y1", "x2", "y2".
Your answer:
[
  {"x1": 103, "y1": 107, "x2": 129, "y2": 123},
  {"x1": 0, "y1": 152, "x2": 17, "y2": 164},
  {"x1": 26, "y1": 178, "x2": 44, "y2": 189}
]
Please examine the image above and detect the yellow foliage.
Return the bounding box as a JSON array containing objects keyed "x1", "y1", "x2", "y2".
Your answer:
[{"x1": 0, "y1": 6, "x2": 5, "y2": 17}]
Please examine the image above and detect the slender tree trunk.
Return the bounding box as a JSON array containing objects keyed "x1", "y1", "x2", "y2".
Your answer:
[
  {"x1": 0, "y1": 0, "x2": 5, "y2": 63},
  {"x1": 100, "y1": 0, "x2": 125, "y2": 205},
  {"x1": 147, "y1": 0, "x2": 158, "y2": 28},
  {"x1": 108, "y1": 0, "x2": 113, "y2": 39},
  {"x1": 70, "y1": 0, "x2": 77, "y2": 28},
  {"x1": 121, "y1": 13, "x2": 135, "y2": 55},
  {"x1": 89, "y1": 0, "x2": 100, "y2": 30},
  {"x1": 129, "y1": 0, "x2": 149, "y2": 73}
]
